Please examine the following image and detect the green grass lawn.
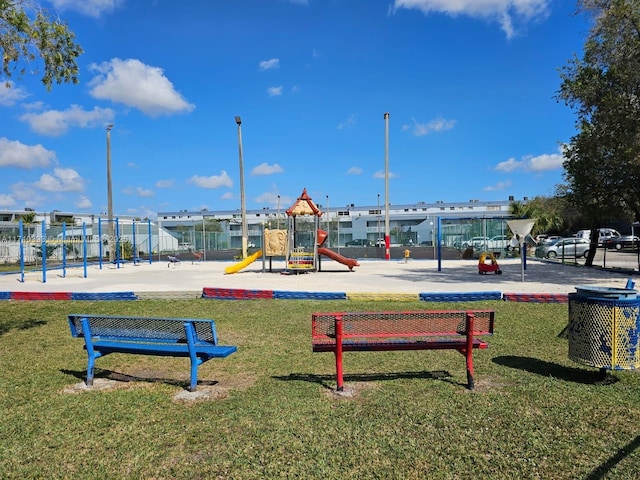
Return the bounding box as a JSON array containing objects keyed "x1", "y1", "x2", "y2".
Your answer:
[{"x1": 1, "y1": 299, "x2": 639, "y2": 479}]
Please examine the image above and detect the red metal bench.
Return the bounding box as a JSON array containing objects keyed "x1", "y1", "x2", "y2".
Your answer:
[{"x1": 312, "y1": 310, "x2": 495, "y2": 390}]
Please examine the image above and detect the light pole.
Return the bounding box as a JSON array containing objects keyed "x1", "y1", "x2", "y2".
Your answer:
[
  {"x1": 384, "y1": 112, "x2": 390, "y2": 260},
  {"x1": 235, "y1": 116, "x2": 248, "y2": 259},
  {"x1": 326, "y1": 195, "x2": 329, "y2": 247},
  {"x1": 106, "y1": 124, "x2": 114, "y2": 263},
  {"x1": 277, "y1": 194, "x2": 281, "y2": 229},
  {"x1": 202, "y1": 214, "x2": 206, "y2": 261},
  {"x1": 377, "y1": 193, "x2": 381, "y2": 243}
]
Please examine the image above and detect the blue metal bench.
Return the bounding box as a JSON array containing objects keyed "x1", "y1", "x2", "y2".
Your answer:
[{"x1": 68, "y1": 314, "x2": 237, "y2": 391}]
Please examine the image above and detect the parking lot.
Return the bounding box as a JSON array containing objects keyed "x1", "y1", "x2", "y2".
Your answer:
[{"x1": 545, "y1": 247, "x2": 640, "y2": 271}]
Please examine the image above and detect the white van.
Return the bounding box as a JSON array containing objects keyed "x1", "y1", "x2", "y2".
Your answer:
[{"x1": 576, "y1": 228, "x2": 620, "y2": 245}]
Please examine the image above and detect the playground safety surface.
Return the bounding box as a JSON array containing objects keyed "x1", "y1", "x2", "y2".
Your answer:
[{"x1": 0, "y1": 257, "x2": 635, "y2": 296}]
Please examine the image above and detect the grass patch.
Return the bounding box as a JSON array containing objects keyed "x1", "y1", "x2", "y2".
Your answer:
[{"x1": 1, "y1": 299, "x2": 639, "y2": 478}]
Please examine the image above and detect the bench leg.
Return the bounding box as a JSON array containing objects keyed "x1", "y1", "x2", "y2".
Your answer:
[
  {"x1": 335, "y1": 315, "x2": 344, "y2": 391},
  {"x1": 86, "y1": 356, "x2": 95, "y2": 387},
  {"x1": 189, "y1": 366, "x2": 198, "y2": 392},
  {"x1": 466, "y1": 368, "x2": 474, "y2": 390},
  {"x1": 335, "y1": 351, "x2": 344, "y2": 392},
  {"x1": 465, "y1": 347, "x2": 475, "y2": 390},
  {"x1": 465, "y1": 313, "x2": 475, "y2": 390},
  {"x1": 80, "y1": 318, "x2": 96, "y2": 387}
]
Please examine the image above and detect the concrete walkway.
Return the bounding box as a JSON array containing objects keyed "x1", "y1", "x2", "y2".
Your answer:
[{"x1": 0, "y1": 257, "x2": 635, "y2": 295}]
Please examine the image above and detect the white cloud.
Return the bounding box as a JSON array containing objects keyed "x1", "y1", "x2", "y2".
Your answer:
[
  {"x1": 221, "y1": 192, "x2": 234, "y2": 200},
  {"x1": 10, "y1": 181, "x2": 39, "y2": 202},
  {"x1": 255, "y1": 191, "x2": 290, "y2": 206},
  {"x1": 373, "y1": 170, "x2": 397, "y2": 179},
  {"x1": 494, "y1": 157, "x2": 521, "y2": 173},
  {"x1": 267, "y1": 86, "x2": 284, "y2": 97},
  {"x1": 338, "y1": 114, "x2": 357, "y2": 130},
  {"x1": 188, "y1": 171, "x2": 233, "y2": 189},
  {"x1": 75, "y1": 195, "x2": 93, "y2": 209},
  {"x1": 136, "y1": 187, "x2": 154, "y2": 197},
  {"x1": 495, "y1": 148, "x2": 564, "y2": 172},
  {"x1": 49, "y1": 0, "x2": 123, "y2": 18},
  {"x1": 483, "y1": 180, "x2": 512, "y2": 191},
  {"x1": 0, "y1": 193, "x2": 16, "y2": 207},
  {"x1": 392, "y1": 0, "x2": 549, "y2": 39},
  {"x1": 0, "y1": 81, "x2": 28, "y2": 106},
  {"x1": 251, "y1": 163, "x2": 283, "y2": 176},
  {"x1": 33, "y1": 167, "x2": 85, "y2": 192},
  {"x1": 528, "y1": 152, "x2": 564, "y2": 171},
  {"x1": 155, "y1": 179, "x2": 174, "y2": 188},
  {"x1": 402, "y1": 117, "x2": 456, "y2": 136},
  {"x1": 0, "y1": 138, "x2": 56, "y2": 168},
  {"x1": 19, "y1": 105, "x2": 115, "y2": 136},
  {"x1": 89, "y1": 58, "x2": 195, "y2": 117},
  {"x1": 259, "y1": 58, "x2": 280, "y2": 71},
  {"x1": 348, "y1": 167, "x2": 363, "y2": 175}
]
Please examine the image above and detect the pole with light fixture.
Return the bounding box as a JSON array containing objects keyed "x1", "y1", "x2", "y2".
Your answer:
[
  {"x1": 235, "y1": 116, "x2": 248, "y2": 259},
  {"x1": 384, "y1": 112, "x2": 390, "y2": 260},
  {"x1": 277, "y1": 195, "x2": 281, "y2": 229},
  {"x1": 377, "y1": 193, "x2": 381, "y2": 244},
  {"x1": 106, "y1": 124, "x2": 114, "y2": 263},
  {"x1": 326, "y1": 195, "x2": 330, "y2": 248}
]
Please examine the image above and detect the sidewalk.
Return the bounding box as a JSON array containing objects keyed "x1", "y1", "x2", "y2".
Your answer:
[{"x1": 0, "y1": 258, "x2": 634, "y2": 295}]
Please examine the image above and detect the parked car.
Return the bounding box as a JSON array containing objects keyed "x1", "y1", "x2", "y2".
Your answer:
[
  {"x1": 345, "y1": 239, "x2": 373, "y2": 247},
  {"x1": 486, "y1": 235, "x2": 509, "y2": 251},
  {"x1": 375, "y1": 238, "x2": 386, "y2": 247},
  {"x1": 535, "y1": 234, "x2": 562, "y2": 244},
  {"x1": 603, "y1": 235, "x2": 640, "y2": 250},
  {"x1": 576, "y1": 228, "x2": 621, "y2": 246},
  {"x1": 535, "y1": 237, "x2": 591, "y2": 259},
  {"x1": 461, "y1": 236, "x2": 489, "y2": 250}
]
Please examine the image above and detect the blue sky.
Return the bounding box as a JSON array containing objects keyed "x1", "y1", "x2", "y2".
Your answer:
[{"x1": 0, "y1": 0, "x2": 589, "y2": 219}]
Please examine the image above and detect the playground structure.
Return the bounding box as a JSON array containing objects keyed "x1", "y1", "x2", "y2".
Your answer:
[{"x1": 225, "y1": 188, "x2": 359, "y2": 274}]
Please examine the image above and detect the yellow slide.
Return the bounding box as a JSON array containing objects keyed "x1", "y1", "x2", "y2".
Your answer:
[{"x1": 224, "y1": 250, "x2": 262, "y2": 274}]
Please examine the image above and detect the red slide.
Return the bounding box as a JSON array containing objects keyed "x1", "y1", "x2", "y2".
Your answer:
[{"x1": 317, "y1": 247, "x2": 359, "y2": 271}]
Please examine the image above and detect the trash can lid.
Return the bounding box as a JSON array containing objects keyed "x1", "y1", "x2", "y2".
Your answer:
[{"x1": 574, "y1": 285, "x2": 638, "y2": 299}]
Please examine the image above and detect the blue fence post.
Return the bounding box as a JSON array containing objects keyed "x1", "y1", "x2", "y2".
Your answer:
[
  {"x1": 83, "y1": 222, "x2": 88, "y2": 278},
  {"x1": 115, "y1": 217, "x2": 121, "y2": 268},
  {"x1": 62, "y1": 222, "x2": 67, "y2": 278},
  {"x1": 41, "y1": 220, "x2": 46, "y2": 283},
  {"x1": 132, "y1": 220, "x2": 138, "y2": 265},
  {"x1": 437, "y1": 216, "x2": 442, "y2": 272},
  {"x1": 19, "y1": 220, "x2": 24, "y2": 283},
  {"x1": 98, "y1": 218, "x2": 103, "y2": 270},
  {"x1": 148, "y1": 219, "x2": 152, "y2": 264}
]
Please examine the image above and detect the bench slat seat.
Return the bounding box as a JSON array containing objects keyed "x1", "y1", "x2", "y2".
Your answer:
[
  {"x1": 312, "y1": 310, "x2": 494, "y2": 390},
  {"x1": 68, "y1": 314, "x2": 237, "y2": 391},
  {"x1": 312, "y1": 338, "x2": 488, "y2": 352},
  {"x1": 91, "y1": 341, "x2": 238, "y2": 358}
]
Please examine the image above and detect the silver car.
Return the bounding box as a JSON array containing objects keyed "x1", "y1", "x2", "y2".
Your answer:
[{"x1": 535, "y1": 237, "x2": 591, "y2": 259}]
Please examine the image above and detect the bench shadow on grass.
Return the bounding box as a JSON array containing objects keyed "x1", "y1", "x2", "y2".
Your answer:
[
  {"x1": 0, "y1": 318, "x2": 48, "y2": 337},
  {"x1": 60, "y1": 368, "x2": 220, "y2": 390},
  {"x1": 584, "y1": 434, "x2": 640, "y2": 480},
  {"x1": 492, "y1": 355, "x2": 617, "y2": 385},
  {"x1": 273, "y1": 370, "x2": 463, "y2": 389}
]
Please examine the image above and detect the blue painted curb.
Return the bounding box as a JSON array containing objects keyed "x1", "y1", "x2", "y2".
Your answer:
[{"x1": 419, "y1": 291, "x2": 503, "y2": 302}]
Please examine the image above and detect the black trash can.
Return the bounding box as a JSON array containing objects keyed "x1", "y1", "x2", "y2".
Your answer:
[{"x1": 568, "y1": 285, "x2": 640, "y2": 370}]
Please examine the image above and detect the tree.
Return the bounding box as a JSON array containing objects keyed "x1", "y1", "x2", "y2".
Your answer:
[
  {"x1": 556, "y1": 0, "x2": 640, "y2": 265},
  {"x1": 509, "y1": 197, "x2": 565, "y2": 238},
  {"x1": 1, "y1": 0, "x2": 83, "y2": 90}
]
